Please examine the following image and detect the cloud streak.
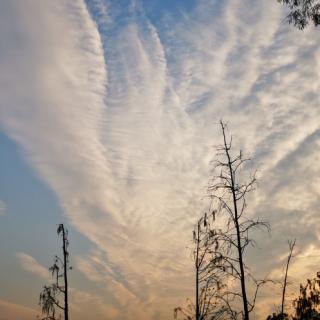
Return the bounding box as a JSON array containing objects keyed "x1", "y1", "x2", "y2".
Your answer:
[
  {"x1": 0, "y1": 200, "x2": 7, "y2": 216},
  {"x1": 0, "y1": 299, "x2": 37, "y2": 320},
  {"x1": 16, "y1": 253, "x2": 50, "y2": 280},
  {"x1": 0, "y1": 0, "x2": 319, "y2": 319}
]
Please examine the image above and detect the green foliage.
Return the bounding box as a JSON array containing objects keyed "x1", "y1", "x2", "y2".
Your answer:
[{"x1": 278, "y1": 0, "x2": 320, "y2": 29}]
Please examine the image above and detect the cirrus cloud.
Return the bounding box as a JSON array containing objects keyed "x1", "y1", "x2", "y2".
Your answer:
[{"x1": 0, "y1": 0, "x2": 319, "y2": 319}]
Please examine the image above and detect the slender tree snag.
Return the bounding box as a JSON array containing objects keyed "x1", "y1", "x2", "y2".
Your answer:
[
  {"x1": 281, "y1": 239, "x2": 296, "y2": 319},
  {"x1": 175, "y1": 214, "x2": 229, "y2": 320},
  {"x1": 195, "y1": 221, "x2": 200, "y2": 320},
  {"x1": 59, "y1": 224, "x2": 69, "y2": 320}
]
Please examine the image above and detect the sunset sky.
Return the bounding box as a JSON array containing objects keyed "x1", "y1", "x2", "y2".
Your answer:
[{"x1": 0, "y1": 1, "x2": 319, "y2": 319}]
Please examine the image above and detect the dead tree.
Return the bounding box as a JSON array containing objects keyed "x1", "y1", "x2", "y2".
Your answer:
[
  {"x1": 281, "y1": 240, "x2": 296, "y2": 319},
  {"x1": 174, "y1": 214, "x2": 230, "y2": 320},
  {"x1": 193, "y1": 215, "x2": 230, "y2": 320},
  {"x1": 206, "y1": 121, "x2": 269, "y2": 320},
  {"x1": 39, "y1": 224, "x2": 70, "y2": 320},
  {"x1": 268, "y1": 272, "x2": 320, "y2": 320}
]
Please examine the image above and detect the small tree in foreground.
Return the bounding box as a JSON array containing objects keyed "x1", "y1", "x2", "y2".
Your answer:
[
  {"x1": 174, "y1": 215, "x2": 230, "y2": 320},
  {"x1": 206, "y1": 121, "x2": 269, "y2": 320},
  {"x1": 277, "y1": 0, "x2": 320, "y2": 29},
  {"x1": 39, "y1": 224, "x2": 70, "y2": 320},
  {"x1": 293, "y1": 274, "x2": 320, "y2": 319},
  {"x1": 267, "y1": 239, "x2": 296, "y2": 320},
  {"x1": 281, "y1": 240, "x2": 296, "y2": 319},
  {"x1": 176, "y1": 121, "x2": 270, "y2": 320}
]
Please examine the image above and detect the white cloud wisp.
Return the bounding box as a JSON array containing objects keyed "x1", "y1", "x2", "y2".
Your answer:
[{"x1": 0, "y1": 0, "x2": 319, "y2": 319}]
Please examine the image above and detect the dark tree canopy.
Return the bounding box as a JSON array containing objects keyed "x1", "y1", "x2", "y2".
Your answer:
[
  {"x1": 278, "y1": 0, "x2": 320, "y2": 29},
  {"x1": 293, "y1": 276, "x2": 320, "y2": 319},
  {"x1": 267, "y1": 273, "x2": 320, "y2": 320}
]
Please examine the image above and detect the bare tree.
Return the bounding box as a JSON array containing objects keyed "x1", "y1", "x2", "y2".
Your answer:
[
  {"x1": 206, "y1": 120, "x2": 270, "y2": 320},
  {"x1": 176, "y1": 121, "x2": 269, "y2": 320},
  {"x1": 193, "y1": 215, "x2": 225, "y2": 320},
  {"x1": 174, "y1": 214, "x2": 230, "y2": 320},
  {"x1": 39, "y1": 224, "x2": 71, "y2": 320},
  {"x1": 277, "y1": 0, "x2": 320, "y2": 29},
  {"x1": 281, "y1": 240, "x2": 296, "y2": 319},
  {"x1": 266, "y1": 239, "x2": 296, "y2": 320}
]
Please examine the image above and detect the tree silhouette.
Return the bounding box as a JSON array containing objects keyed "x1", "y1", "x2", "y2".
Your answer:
[
  {"x1": 206, "y1": 120, "x2": 269, "y2": 320},
  {"x1": 281, "y1": 240, "x2": 296, "y2": 319},
  {"x1": 277, "y1": 0, "x2": 320, "y2": 29},
  {"x1": 39, "y1": 224, "x2": 70, "y2": 320},
  {"x1": 267, "y1": 273, "x2": 320, "y2": 320},
  {"x1": 174, "y1": 215, "x2": 231, "y2": 320},
  {"x1": 267, "y1": 240, "x2": 296, "y2": 320},
  {"x1": 176, "y1": 121, "x2": 269, "y2": 320},
  {"x1": 266, "y1": 313, "x2": 290, "y2": 320},
  {"x1": 293, "y1": 274, "x2": 320, "y2": 319}
]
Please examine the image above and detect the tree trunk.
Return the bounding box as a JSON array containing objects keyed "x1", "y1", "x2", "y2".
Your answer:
[
  {"x1": 62, "y1": 226, "x2": 69, "y2": 320},
  {"x1": 221, "y1": 123, "x2": 249, "y2": 320},
  {"x1": 281, "y1": 240, "x2": 295, "y2": 319},
  {"x1": 195, "y1": 221, "x2": 200, "y2": 320}
]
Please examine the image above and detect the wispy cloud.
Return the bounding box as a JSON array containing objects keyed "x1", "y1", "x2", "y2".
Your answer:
[
  {"x1": 70, "y1": 289, "x2": 120, "y2": 319},
  {"x1": 0, "y1": 200, "x2": 7, "y2": 216},
  {"x1": 0, "y1": 299, "x2": 37, "y2": 320},
  {"x1": 0, "y1": 0, "x2": 319, "y2": 318},
  {"x1": 16, "y1": 253, "x2": 50, "y2": 280}
]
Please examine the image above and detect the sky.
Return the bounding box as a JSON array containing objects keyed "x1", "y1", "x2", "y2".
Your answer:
[{"x1": 0, "y1": 0, "x2": 319, "y2": 319}]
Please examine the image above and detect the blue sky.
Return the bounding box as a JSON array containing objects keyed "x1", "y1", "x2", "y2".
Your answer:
[{"x1": 0, "y1": 0, "x2": 319, "y2": 319}]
